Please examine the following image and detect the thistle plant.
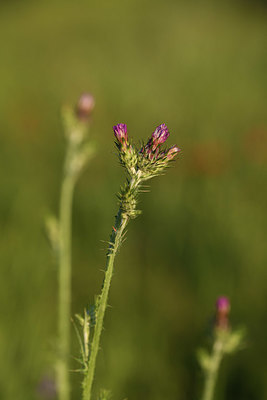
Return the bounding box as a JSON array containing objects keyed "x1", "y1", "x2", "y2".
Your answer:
[
  {"x1": 74, "y1": 123, "x2": 180, "y2": 400},
  {"x1": 198, "y1": 297, "x2": 245, "y2": 400},
  {"x1": 46, "y1": 94, "x2": 95, "y2": 400}
]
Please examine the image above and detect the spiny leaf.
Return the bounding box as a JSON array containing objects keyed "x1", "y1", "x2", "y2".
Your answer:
[{"x1": 72, "y1": 318, "x2": 86, "y2": 365}]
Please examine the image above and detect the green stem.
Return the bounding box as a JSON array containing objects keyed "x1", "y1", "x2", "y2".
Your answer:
[
  {"x1": 82, "y1": 209, "x2": 129, "y2": 400},
  {"x1": 57, "y1": 149, "x2": 76, "y2": 400},
  {"x1": 201, "y1": 338, "x2": 224, "y2": 400}
]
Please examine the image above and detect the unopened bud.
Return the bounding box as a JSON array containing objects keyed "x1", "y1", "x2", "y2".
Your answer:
[
  {"x1": 152, "y1": 123, "x2": 170, "y2": 143},
  {"x1": 149, "y1": 123, "x2": 170, "y2": 150},
  {"x1": 113, "y1": 123, "x2": 128, "y2": 147},
  {"x1": 215, "y1": 296, "x2": 230, "y2": 331},
  {"x1": 166, "y1": 145, "x2": 181, "y2": 160},
  {"x1": 216, "y1": 296, "x2": 230, "y2": 313},
  {"x1": 76, "y1": 93, "x2": 95, "y2": 120}
]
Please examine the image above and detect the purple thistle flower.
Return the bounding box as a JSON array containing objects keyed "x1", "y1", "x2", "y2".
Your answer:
[
  {"x1": 166, "y1": 146, "x2": 181, "y2": 160},
  {"x1": 144, "y1": 123, "x2": 170, "y2": 154},
  {"x1": 113, "y1": 123, "x2": 128, "y2": 145},
  {"x1": 152, "y1": 124, "x2": 169, "y2": 151},
  {"x1": 152, "y1": 123, "x2": 170, "y2": 145}
]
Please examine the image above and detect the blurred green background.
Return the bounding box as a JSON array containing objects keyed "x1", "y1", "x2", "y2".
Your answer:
[{"x1": 1, "y1": 0, "x2": 267, "y2": 399}]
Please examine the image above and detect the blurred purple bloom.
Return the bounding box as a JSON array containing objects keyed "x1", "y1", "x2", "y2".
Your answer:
[
  {"x1": 76, "y1": 93, "x2": 95, "y2": 119},
  {"x1": 113, "y1": 123, "x2": 128, "y2": 144},
  {"x1": 216, "y1": 296, "x2": 230, "y2": 313},
  {"x1": 215, "y1": 296, "x2": 230, "y2": 331},
  {"x1": 37, "y1": 375, "x2": 57, "y2": 399}
]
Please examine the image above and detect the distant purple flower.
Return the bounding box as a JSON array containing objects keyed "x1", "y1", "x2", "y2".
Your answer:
[
  {"x1": 166, "y1": 146, "x2": 181, "y2": 160},
  {"x1": 37, "y1": 375, "x2": 57, "y2": 399},
  {"x1": 76, "y1": 93, "x2": 95, "y2": 119},
  {"x1": 215, "y1": 296, "x2": 230, "y2": 330},
  {"x1": 113, "y1": 123, "x2": 128, "y2": 145},
  {"x1": 216, "y1": 296, "x2": 230, "y2": 314}
]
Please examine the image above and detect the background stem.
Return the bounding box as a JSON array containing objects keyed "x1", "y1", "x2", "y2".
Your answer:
[
  {"x1": 201, "y1": 339, "x2": 224, "y2": 400},
  {"x1": 82, "y1": 210, "x2": 128, "y2": 400},
  {"x1": 57, "y1": 165, "x2": 75, "y2": 400}
]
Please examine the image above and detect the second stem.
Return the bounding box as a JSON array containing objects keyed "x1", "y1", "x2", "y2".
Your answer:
[{"x1": 58, "y1": 169, "x2": 75, "y2": 400}]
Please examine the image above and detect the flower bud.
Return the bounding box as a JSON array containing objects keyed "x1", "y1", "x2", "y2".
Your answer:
[
  {"x1": 76, "y1": 93, "x2": 95, "y2": 120},
  {"x1": 216, "y1": 296, "x2": 230, "y2": 313},
  {"x1": 166, "y1": 146, "x2": 181, "y2": 160},
  {"x1": 149, "y1": 123, "x2": 170, "y2": 151},
  {"x1": 152, "y1": 123, "x2": 170, "y2": 143},
  {"x1": 215, "y1": 296, "x2": 230, "y2": 331},
  {"x1": 113, "y1": 123, "x2": 128, "y2": 146}
]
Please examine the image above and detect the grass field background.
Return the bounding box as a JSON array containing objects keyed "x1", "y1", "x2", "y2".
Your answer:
[{"x1": 0, "y1": 0, "x2": 267, "y2": 399}]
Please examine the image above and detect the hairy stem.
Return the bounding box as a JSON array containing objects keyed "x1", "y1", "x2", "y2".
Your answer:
[
  {"x1": 201, "y1": 338, "x2": 224, "y2": 400},
  {"x1": 82, "y1": 209, "x2": 129, "y2": 400},
  {"x1": 57, "y1": 147, "x2": 76, "y2": 400}
]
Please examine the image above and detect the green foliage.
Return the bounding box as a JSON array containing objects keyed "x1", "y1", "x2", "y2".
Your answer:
[
  {"x1": 223, "y1": 329, "x2": 246, "y2": 354},
  {"x1": 61, "y1": 107, "x2": 96, "y2": 180},
  {"x1": 197, "y1": 349, "x2": 213, "y2": 372},
  {"x1": 98, "y1": 389, "x2": 112, "y2": 400},
  {"x1": 0, "y1": 0, "x2": 267, "y2": 399},
  {"x1": 45, "y1": 215, "x2": 60, "y2": 254}
]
